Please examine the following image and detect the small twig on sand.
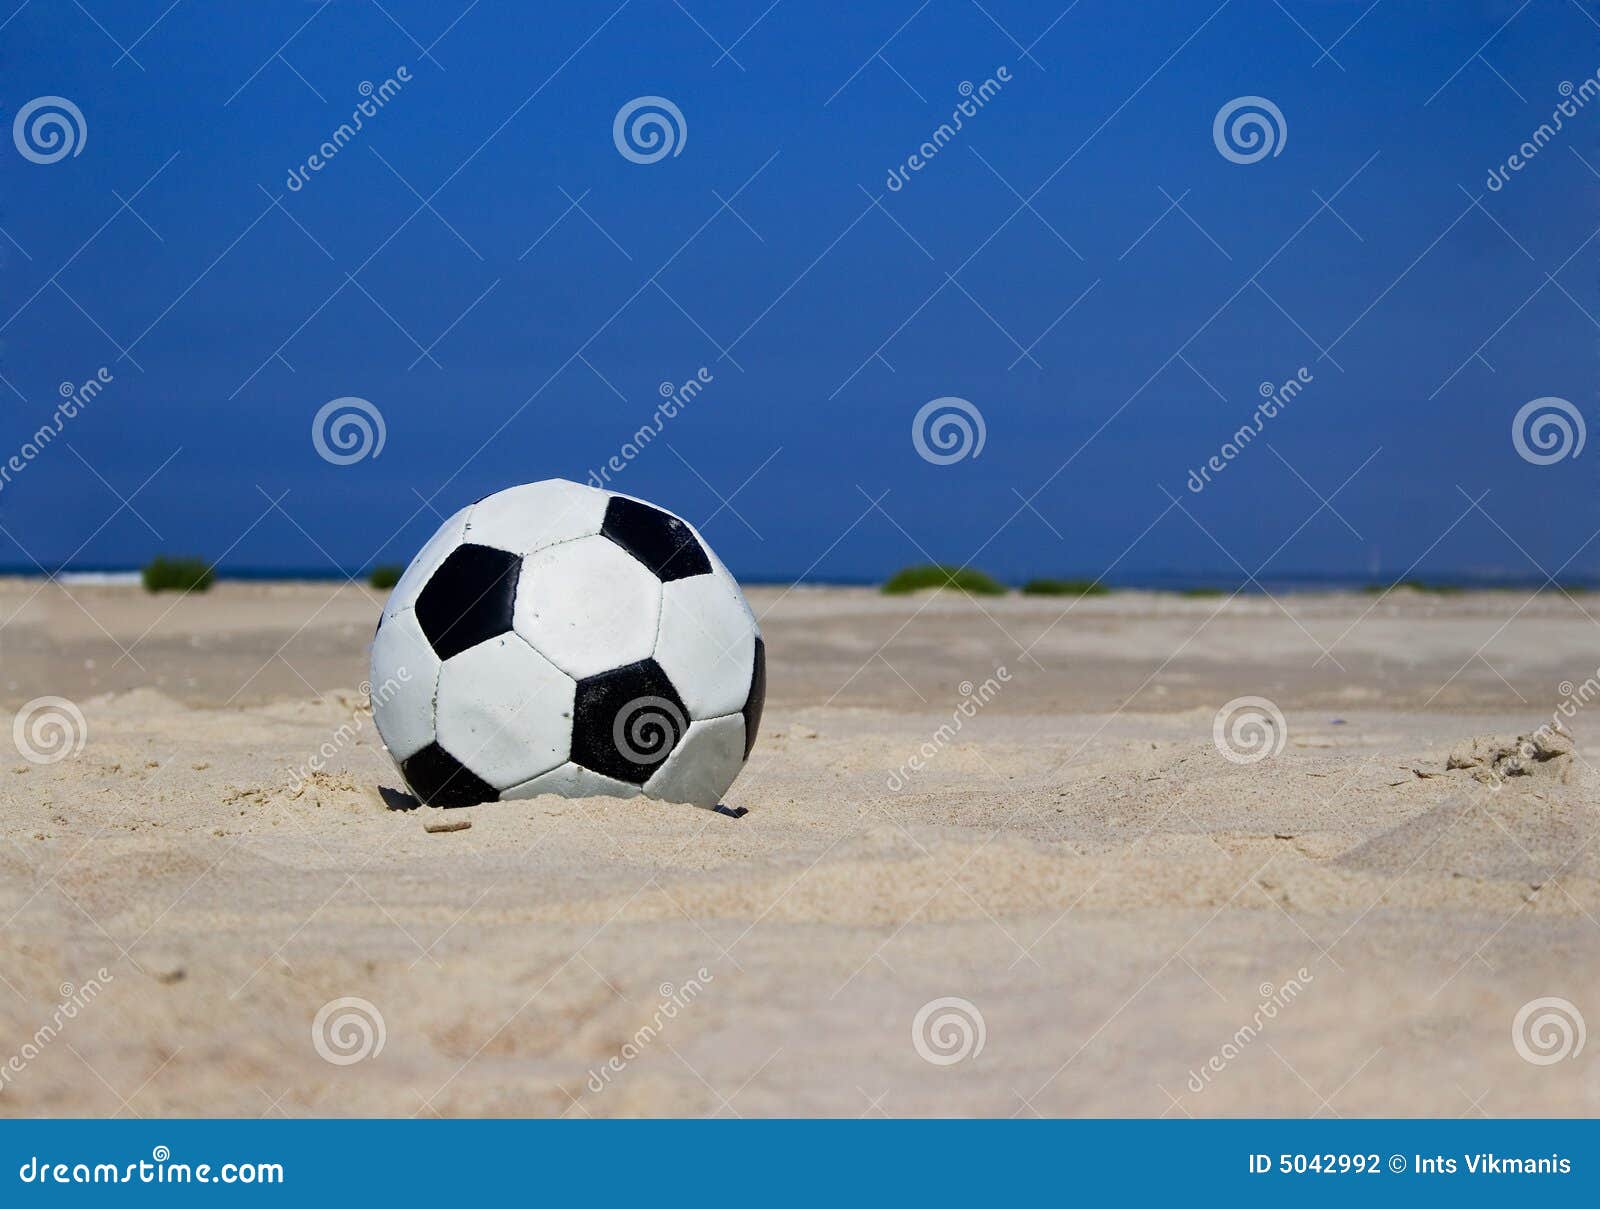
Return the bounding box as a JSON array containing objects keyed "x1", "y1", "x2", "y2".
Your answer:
[{"x1": 423, "y1": 816, "x2": 472, "y2": 834}]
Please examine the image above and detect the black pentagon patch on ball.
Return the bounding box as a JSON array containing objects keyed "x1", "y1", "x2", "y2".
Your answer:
[
  {"x1": 572, "y1": 658, "x2": 689, "y2": 785},
  {"x1": 415, "y1": 543, "x2": 521, "y2": 661},
  {"x1": 742, "y1": 636, "x2": 766, "y2": 760},
  {"x1": 601, "y1": 496, "x2": 712, "y2": 582},
  {"x1": 401, "y1": 741, "x2": 496, "y2": 807}
]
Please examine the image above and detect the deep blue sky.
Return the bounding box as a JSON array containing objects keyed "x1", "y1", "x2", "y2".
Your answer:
[{"x1": 0, "y1": 0, "x2": 1589, "y2": 583}]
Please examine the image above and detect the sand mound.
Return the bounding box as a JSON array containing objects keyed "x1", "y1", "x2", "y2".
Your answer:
[
  {"x1": 1337, "y1": 783, "x2": 1599, "y2": 883},
  {"x1": 1444, "y1": 724, "x2": 1574, "y2": 785}
]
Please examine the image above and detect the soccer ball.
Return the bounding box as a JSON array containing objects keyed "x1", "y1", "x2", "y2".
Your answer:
[{"x1": 369, "y1": 480, "x2": 765, "y2": 810}]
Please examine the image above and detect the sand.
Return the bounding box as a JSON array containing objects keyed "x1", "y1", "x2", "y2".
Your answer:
[{"x1": 1, "y1": 578, "x2": 1596, "y2": 1117}]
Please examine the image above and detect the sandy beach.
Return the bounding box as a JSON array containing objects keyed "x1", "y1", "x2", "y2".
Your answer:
[{"x1": 0, "y1": 577, "x2": 1594, "y2": 1117}]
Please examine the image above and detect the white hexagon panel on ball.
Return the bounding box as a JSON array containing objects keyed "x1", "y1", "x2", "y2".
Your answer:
[{"x1": 369, "y1": 479, "x2": 766, "y2": 812}]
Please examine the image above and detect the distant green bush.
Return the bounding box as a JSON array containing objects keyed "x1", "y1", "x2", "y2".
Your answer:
[
  {"x1": 369, "y1": 564, "x2": 403, "y2": 590},
  {"x1": 1364, "y1": 579, "x2": 1463, "y2": 596},
  {"x1": 142, "y1": 556, "x2": 214, "y2": 593},
  {"x1": 1179, "y1": 586, "x2": 1225, "y2": 598},
  {"x1": 881, "y1": 564, "x2": 1006, "y2": 596},
  {"x1": 1021, "y1": 578, "x2": 1109, "y2": 597}
]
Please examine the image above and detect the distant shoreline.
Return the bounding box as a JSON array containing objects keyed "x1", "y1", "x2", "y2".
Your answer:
[{"x1": 13, "y1": 567, "x2": 1595, "y2": 593}]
